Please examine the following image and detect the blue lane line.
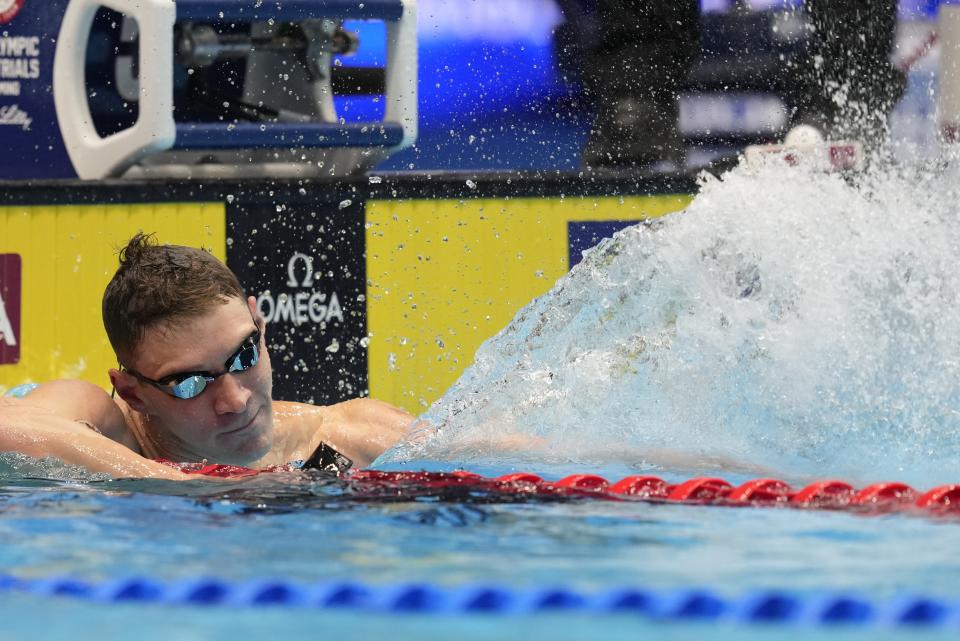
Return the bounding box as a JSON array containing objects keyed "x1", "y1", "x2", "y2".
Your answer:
[
  {"x1": 2, "y1": 573, "x2": 958, "y2": 627},
  {"x1": 175, "y1": 0, "x2": 405, "y2": 22}
]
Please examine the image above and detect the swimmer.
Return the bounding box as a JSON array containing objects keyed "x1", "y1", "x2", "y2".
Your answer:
[{"x1": 0, "y1": 233, "x2": 412, "y2": 480}]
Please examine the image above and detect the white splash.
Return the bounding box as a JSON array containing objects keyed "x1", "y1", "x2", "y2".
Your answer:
[{"x1": 379, "y1": 153, "x2": 960, "y2": 486}]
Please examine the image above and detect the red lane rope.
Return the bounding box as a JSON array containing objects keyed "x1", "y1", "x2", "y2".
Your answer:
[{"x1": 161, "y1": 461, "x2": 960, "y2": 518}]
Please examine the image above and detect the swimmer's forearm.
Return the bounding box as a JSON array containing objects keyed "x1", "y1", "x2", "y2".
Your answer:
[{"x1": 0, "y1": 409, "x2": 190, "y2": 480}]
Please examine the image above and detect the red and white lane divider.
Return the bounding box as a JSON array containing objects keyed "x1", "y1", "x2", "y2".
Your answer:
[{"x1": 163, "y1": 460, "x2": 960, "y2": 518}]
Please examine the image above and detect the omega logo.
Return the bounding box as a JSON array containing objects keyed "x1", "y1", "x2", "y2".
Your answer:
[
  {"x1": 257, "y1": 252, "x2": 344, "y2": 327},
  {"x1": 286, "y1": 251, "x2": 315, "y2": 288}
]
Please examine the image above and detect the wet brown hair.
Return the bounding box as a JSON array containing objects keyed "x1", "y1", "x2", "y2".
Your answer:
[{"x1": 102, "y1": 232, "x2": 244, "y2": 361}]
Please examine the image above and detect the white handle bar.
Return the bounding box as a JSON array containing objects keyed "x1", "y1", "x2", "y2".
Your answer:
[{"x1": 53, "y1": 0, "x2": 176, "y2": 179}]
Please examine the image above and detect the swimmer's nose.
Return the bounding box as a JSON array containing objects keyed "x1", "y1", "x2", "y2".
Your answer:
[{"x1": 213, "y1": 372, "x2": 251, "y2": 415}]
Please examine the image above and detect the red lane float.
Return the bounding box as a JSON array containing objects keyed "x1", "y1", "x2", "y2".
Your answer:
[
  {"x1": 608, "y1": 476, "x2": 671, "y2": 498},
  {"x1": 727, "y1": 478, "x2": 792, "y2": 504},
  {"x1": 789, "y1": 480, "x2": 855, "y2": 507},
  {"x1": 553, "y1": 474, "x2": 609, "y2": 491},
  {"x1": 496, "y1": 472, "x2": 545, "y2": 485},
  {"x1": 161, "y1": 460, "x2": 960, "y2": 519},
  {"x1": 159, "y1": 460, "x2": 265, "y2": 478},
  {"x1": 851, "y1": 482, "x2": 918, "y2": 506},
  {"x1": 667, "y1": 477, "x2": 733, "y2": 502},
  {"x1": 917, "y1": 484, "x2": 960, "y2": 508}
]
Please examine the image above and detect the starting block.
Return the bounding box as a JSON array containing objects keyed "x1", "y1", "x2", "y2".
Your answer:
[
  {"x1": 743, "y1": 125, "x2": 864, "y2": 172},
  {"x1": 0, "y1": 0, "x2": 417, "y2": 179}
]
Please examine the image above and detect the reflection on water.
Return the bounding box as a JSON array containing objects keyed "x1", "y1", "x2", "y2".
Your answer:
[
  {"x1": 380, "y1": 154, "x2": 960, "y2": 487},
  {"x1": 2, "y1": 471, "x2": 960, "y2": 603}
]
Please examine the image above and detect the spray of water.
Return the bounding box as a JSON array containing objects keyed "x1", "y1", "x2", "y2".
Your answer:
[{"x1": 379, "y1": 153, "x2": 960, "y2": 486}]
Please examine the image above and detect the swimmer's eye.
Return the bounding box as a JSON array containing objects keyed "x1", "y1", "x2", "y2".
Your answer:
[
  {"x1": 165, "y1": 374, "x2": 213, "y2": 400},
  {"x1": 159, "y1": 337, "x2": 261, "y2": 400},
  {"x1": 122, "y1": 323, "x2": 261, "y2": 400},
  {"x1": 227, "y1": 338, "x2": 260, "y2": 373}
]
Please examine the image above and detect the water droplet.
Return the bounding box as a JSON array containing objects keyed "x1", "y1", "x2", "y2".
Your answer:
[{"x1": 339, "y1": 199, "x2": 353, "y2": 210}]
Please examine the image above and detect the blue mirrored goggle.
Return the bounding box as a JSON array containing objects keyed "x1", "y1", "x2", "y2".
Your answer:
[{"x1": 124, "y1": 327, "x2": 261, "y2": 400}]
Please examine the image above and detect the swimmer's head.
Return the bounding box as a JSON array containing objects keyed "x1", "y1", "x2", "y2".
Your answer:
[
  {"x1": 102, "y1": 232, "x2": 245, "y2": 362},
  {"x1": 104, "y1": 233, "x2": 274, "y2": 465}
]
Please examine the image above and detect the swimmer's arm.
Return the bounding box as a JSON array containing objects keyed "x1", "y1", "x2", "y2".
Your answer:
[
  {"x1": 278, "y1": 398, "x2": 411, "y2": 468},
  {"x1": 0, "y1": 381, "x2": 190, "y2": 479},
  {"x1": 0, "y1": 402, "x2": 191, "y2": 480},
  {"x1": 335, "y1": 398, "x2": 412, "y2": 467},
  {"x1": 5, "y1": 380, "x2": 136, "y2": 447}
]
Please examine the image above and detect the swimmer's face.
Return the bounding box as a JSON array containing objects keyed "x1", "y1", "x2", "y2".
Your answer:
[{"x1": 112, "y1": 296, "x2": 275, "y2": 465}]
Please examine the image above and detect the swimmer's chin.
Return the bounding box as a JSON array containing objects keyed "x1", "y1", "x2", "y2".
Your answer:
[{"x1": 212, "y1": 417, "x2": 274, "y2": 467}]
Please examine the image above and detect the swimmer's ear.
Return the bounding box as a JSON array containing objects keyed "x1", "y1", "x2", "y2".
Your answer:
[
  {"x1": 247, "y1": 295, "x2": 266, "y2": 338},
  {"x1": 109, "y1": 368, "x2": 148, "y2": 413}
]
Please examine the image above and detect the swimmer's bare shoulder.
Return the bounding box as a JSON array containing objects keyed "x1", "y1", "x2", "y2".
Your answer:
[
  {"x1": 273, "y1": 398, "x2": 412, "y2": 468},
  {"x1": 6, "y1": 380, "x2": 135, "y2": 444},
  {"x1": 0, "y1": 380, "x2": 189, "y2": 479}
]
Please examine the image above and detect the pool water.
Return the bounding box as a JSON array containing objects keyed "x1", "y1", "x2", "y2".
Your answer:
[
  {"x1": 7, "y1": 156, "x2": 960, "y2": 639},
  {"x1": 1, "y1": 461, "x2": 959, "y2": 640}
]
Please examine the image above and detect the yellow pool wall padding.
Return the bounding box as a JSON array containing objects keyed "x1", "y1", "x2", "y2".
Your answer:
[
  {"x1": 365, "y1": 194, "x2": 691, "y2": 414},
  {"x1": 0, "y1": 203, "x2": 225, "y2": 393}
]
